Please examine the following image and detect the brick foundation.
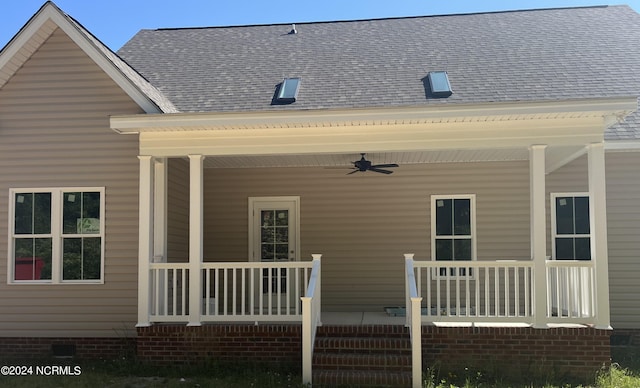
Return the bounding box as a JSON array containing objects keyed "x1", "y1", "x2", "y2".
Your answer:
[
  {"x1": 0, "y1": 337, "x2": 135, "y2": 359},
  {"x1": 421, "y1": 326, "x2": 611, "y2": 381},
  {"x1": 136, "y1": 324, "x2": 302, "y2": 366},
  {"x1": 1, "y1": 325, "x2": 614, "y2": 383}
]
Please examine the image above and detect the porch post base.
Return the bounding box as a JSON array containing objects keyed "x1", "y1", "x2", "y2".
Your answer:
[
  {"x1": 595, "y1": 325, "x2": 613, "y2": 330},
  {"x1": 186, "y1": 322, "x2": 202, "y2": 327},
  {"x1": 135, "y1": 322, "x2": 152, "y2": 328}
]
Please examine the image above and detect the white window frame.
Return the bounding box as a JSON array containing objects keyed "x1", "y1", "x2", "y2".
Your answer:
[
  {"x1": 7, "y1": 187, "x2": 105, "y2": 284},
  {"x1": 551, "y1": 192, "x2": 591, "y2": 261},
  {"x1": 431, "y1": 194, "x2": 477, "y2": 277}
]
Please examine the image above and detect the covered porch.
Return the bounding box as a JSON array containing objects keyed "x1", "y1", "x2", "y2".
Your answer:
[{"x1": 112, "y1": 99, "x2": 633, "y2": 385}]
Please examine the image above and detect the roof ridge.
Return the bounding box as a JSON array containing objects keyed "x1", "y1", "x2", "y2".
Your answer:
[{"x1": 153, "y1": 5, "x2": 613, "y2": 32}]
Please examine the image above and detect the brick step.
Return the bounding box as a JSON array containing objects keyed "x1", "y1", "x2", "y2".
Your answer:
[
  {"x1": 317, "y1": 324, "x2": 409, "y2": 338},
  {"x1": 314, "y1": 336, "x2": 411, "y2": 354},
  {"x1": 312, "y1": 369, "x2": 412, "y2": 387},
  {"x1": 313, "y1": 352, "x2": 411, "y2": 371}
]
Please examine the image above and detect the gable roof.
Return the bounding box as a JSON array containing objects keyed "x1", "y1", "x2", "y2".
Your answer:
[{"x1": 0, "y1": 1, "x2": 177, "y2": 113}]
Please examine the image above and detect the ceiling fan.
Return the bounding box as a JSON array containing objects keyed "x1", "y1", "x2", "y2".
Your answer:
[{"x1": 347, "y1": 153, "x2": 399, "y2": 175}]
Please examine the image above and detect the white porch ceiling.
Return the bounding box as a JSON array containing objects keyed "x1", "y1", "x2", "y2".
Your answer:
[{"x1": 202, "y1": 146, "x2": 587, "y2": 173}]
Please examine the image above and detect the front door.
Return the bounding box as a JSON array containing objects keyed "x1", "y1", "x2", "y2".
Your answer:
[{"x1": 249, "y1": 197, "x2": 300, "y2": 313}]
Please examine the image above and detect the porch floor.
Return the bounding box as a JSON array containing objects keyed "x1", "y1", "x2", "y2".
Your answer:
[{"x1": 320, "y1": 311, "x2": 590, "y2": 328}]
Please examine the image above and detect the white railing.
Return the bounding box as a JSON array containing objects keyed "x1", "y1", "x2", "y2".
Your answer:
[
  {"x1": 413, "y1": 260, "x2": 534, "y2": 322},
  {"x1": 301, "y1": 254, "x2": 322, "y2": 387},
  {"x1": 546, "y1": 260, "x2": 595, "y2": 322},
  {"x1": 404, "y1": 254, "x2": 423, "y2": 388},
  {"x1": 407, "y1": 258, "x2": 596, "y2": 325},
  {"x1": 149, "y1": 260, "x2": 315, "y2": 323}
]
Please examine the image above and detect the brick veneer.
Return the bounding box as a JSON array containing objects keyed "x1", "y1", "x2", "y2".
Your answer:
[
  {"x1": 0, "y1": 337, "x2": 135, "y2": 359},
  {"x1": 1, "y1": 324, "x2": 613, "y2": 383},
  {"x1": 421, "y1": 326, "x2": 611, "y2": 381},
  {"x1": 136, "y1": 324, "x2": 302, "y2": 366}
]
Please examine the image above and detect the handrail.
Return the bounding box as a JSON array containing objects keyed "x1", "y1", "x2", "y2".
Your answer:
[
  {"x1": 302, "y1": 254, "x2": 322, "y2": 386},
  {"x1": 148, "y1": 260, "x2": 315, "y2": 323},
  {"x1": 404, "y1": 254, "x2": 422, "y2": 388}
]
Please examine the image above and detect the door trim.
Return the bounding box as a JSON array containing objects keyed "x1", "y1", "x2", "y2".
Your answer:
[{"x1": 248, "y1": 196, "x2": 300, "y2": 262}]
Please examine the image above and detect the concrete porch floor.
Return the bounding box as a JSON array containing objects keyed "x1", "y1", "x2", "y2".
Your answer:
[
  {"x1": 318, "y1": 311, "x2": 589, "y2": 328},
  {"x1": 320, "y1": 311, "x2": 406, "y2": 325}
]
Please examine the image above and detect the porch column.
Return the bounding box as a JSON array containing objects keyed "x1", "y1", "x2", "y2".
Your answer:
[
  {"x1": 588, "y1": 143, "x2": 611, "y2": 329},
  {"x1": 530, "y1": 145, "x2": 548, "y2": 329},
  {"x1": 188, "y1": 154, "x2": 205, "y2": 326},
  {"x1": 137, "y1": 156, "x2": 154, "y2": 327}
]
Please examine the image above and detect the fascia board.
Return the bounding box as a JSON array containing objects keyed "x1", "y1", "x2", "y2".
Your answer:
[{"x1": 111, "y1": 97, "x2": 638, "y2": 134}]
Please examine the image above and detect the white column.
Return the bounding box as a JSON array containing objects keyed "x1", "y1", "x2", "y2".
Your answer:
[
  {"x1": 530, "y1": 145, "x2": 548, "y2": 329},
  {"x1": 588, "y1": 143, "x2": 612, "y2": 329},
  {"x1": 188, "y1": 154, "x2": 204, "y2": 326},
  {"x1": 137, "y1": 156, "x2": 154, "y2": 327}
]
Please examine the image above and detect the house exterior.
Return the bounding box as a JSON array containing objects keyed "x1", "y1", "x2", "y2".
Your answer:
[{"x1": 2, "y1": 1, "x2": 640, "y2": 386}]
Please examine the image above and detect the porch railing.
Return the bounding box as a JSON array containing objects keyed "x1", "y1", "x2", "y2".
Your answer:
[
  {"x1": 302, "y1": 254, "x2": 322, "y2": 386},
  {"x1": 404, "y1": 254, "x2": 423, "y2": 388},
  {"x1": 406, "y1": 256, "x2": 595, "y2": 325},
  {"x1": 149, "y1": 260, "x2": 316, "y2": 323}
]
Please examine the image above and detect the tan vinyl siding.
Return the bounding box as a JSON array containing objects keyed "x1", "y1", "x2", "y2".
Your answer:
[
  {"x1": 200, "y1": 161, "x2": 533, "y2": 311},
  {"x1": 0, "y1": 28, "x2": 142, "y2": 337},
  {"x1": 604, "y1": 151, "x2": 640, "y2": 329},
  {"x1": 167, "y1": 158, "x2": 189, "y2": 262},
  {"x1": 544, "y1": 152, "x2": 640, "y2": 329}
]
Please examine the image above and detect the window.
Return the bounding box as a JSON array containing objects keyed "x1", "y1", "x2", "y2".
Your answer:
[
  {"x1": 551, "y1": 193, "x2": 591, "y2": 260},
  {"x1": 9, "y1": 188, "x2": 104, "y2": 283},
  {"x1": 431, "y1": 195, "x2": 476, "y2": 275},
  {"x1": 274, "y1": 78, "x2": 300, "y2": 104},
  {"x1": 427, "y1": 71, "x2": 453, "y2": 97}
]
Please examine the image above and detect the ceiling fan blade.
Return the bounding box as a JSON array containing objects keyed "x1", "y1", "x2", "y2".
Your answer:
[
  {"x1": 346, "y1": 169, "x2": 360, "y2": 175},
  {"x1": 369, "y1": 167, "x2": 394, "y2": 174},
  {"x1": 371, "y1": 163, "x2": 399, "y2": 168}
]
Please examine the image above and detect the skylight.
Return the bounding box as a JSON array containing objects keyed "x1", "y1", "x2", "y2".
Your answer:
[
  {"x1": 427, "y1": 71, "x2": 453, "y2": 98},
  {"x1": 275, "y1": 78, "x2": 301, "y2": 103}
]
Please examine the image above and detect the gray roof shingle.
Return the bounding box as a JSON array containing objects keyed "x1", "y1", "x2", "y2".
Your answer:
[{"x1": 116, "y1": 5, "x2": 640, "y2": 139}]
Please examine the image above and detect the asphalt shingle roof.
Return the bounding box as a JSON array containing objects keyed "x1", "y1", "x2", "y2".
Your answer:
[{"x1": 116, "y1": 5, "x2": 640, "y2": 139}]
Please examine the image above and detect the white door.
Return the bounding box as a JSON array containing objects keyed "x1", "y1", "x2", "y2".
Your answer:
[{"x1": 249, "y1": 197, "x2": 300, "y2": 312}]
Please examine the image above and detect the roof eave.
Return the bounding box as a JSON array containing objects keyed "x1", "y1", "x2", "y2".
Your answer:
[{"x1": 110, "y1": 97, "x2": 638, "y2": 134}]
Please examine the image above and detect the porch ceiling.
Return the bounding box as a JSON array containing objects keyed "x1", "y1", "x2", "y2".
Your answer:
[{"x1": 201, "y1": 146, "x2": 585, "y2": 173}]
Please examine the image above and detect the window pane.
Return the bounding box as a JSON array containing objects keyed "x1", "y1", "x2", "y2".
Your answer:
[
  {"x1": 454, "y1": 239, "x2": 472, "y2": 260},
  {"x1": 82, "y1": 237, "x2": 101, "y2": 280},
  {"x1": 574, "y1": 197, "x2": 590, "y2": 235},
  {"x1": 275, "y1": 210, "x2": 288, "y2": 226},
  {"x1": 82, "y1": 192, "x2": 101, "y2": 234},
  {"x1": 575, "y1": 237, "x2": 591, "y2": 260},
  {"x1": 63, "y1": 192, "x2": 82, "y2": 234},
  {"x1": 435, "y1": 239, "x2": 453, "y2": 260},
  {"x1": 14, "y1": 193, "x2": 33, "y2": 234},
  {"x1": 555, "y1": 238, "x2": 574, "y2": 260},
  {"x1": 63, "y1": 192, "x2": 101, "y2": 235},
  {"x1": 453, "y1": 199, "x2": 471, "y2": 236},
  {"x1": 15, "y1": 193, "x2": 51, "y2": 235},
  {"x1": 34, "y1": 193, "x2": 52, "y2": 234},
  {"x1": 555, "y1": 197, "x2": 575, "y2": 234},
  {"x1": 435, "y1": 199, "x2": 452, "y2": 236},
  {"x1": 63, "y1": 238, "x2": 82, "y2": 280},
  {"x1": 14, "y1": 238, "x2": 52, "y2": 280},
  {"x1": 62, "y1": 237, "x2": 102, "y2": 280}
]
